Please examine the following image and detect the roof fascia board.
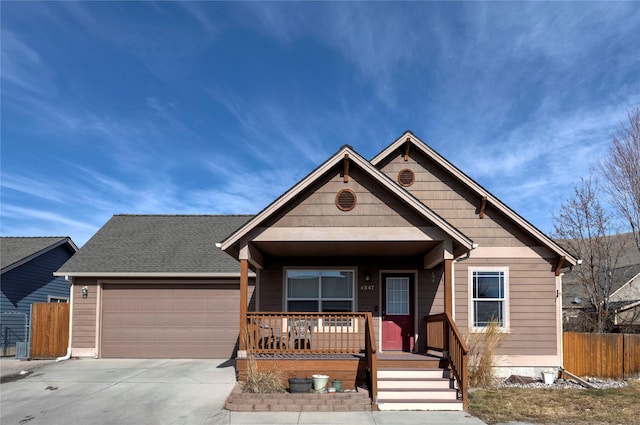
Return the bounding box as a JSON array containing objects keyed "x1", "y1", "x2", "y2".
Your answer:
[
  {"x1": 372, "y1": 131, "x2": 578, "y2": 266},
  {"x1": 52, "y1": 271, "x2": 256, "y2": 278},
  {"x1": 609, "y1": 272, "x2": 640, "y2": 299},
  {"x1": 2, "y1": 238, "x2": 78, "y2": 274},
  {"x1": 221, "y1": 146, "x2": 352, "y2": 251},
  {"x1": 221, "y1": 145, "x2": 473, "y2": 252}
]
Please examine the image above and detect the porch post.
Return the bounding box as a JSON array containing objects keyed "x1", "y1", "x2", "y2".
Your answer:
[
  {"x1": 444, "y1": 259, "x2": 453, "y2": 317},
  {"x1": 239, "y1": 258, "x2": 249, "y2": 351}
]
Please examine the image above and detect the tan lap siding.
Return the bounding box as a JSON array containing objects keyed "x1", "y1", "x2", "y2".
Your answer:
[
  {"x1": 273, "y1": 168, "x2": 426, "y2": 228},
  {"x1": 71, "y1": 278, "x2": 98, "y2": 349},
  {"x1": 455, "y1": 257, "x2": 558, "y2": 356},
  {"x1": 380, "y1": 154, "x2": 540, "y2": 248}
]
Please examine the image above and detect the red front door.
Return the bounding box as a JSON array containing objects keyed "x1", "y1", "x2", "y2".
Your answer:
[{"x1": 381, "y1": 274, "x2": 414, "y2": 351}]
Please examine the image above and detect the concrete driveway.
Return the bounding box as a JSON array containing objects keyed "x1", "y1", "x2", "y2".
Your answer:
[
  {"x1": 0, "y1": 358, "x2": 236, "y2": 425},
  {"x1": 1, "y1": 358, "x2": 488, "y2": 425}
]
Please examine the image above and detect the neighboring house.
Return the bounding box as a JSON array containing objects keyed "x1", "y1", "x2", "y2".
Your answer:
[
  {"x1": 1, "y1": 237, "x2": 78, "y2": 355},
  {"x1": 610, "y1": 267, "x2": 640, "y2": 332},
  {"x1": 56, "y1": 131, "x2": 577, "y2": 410},
  {"x1": 562, "y1": 233, "x2": 640, "y2": 332}
]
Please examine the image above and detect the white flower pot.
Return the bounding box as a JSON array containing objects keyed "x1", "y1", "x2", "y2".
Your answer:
[
  {"x1": 542, "y1": 371, "x2": 555, "y2": 385},
  {"x1": 312, "y1": 374, "x2": 329, "y2": 392}
]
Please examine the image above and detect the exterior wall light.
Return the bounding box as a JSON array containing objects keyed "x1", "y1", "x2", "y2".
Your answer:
[
  {"x1": 81, "y1": 286, "x2": 89, "y2": 298},
  {"x1": 364, "y1": 273, "x2": 371, "y2": 282}
]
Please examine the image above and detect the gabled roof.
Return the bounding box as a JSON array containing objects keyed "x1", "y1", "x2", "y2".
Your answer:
[
  {"x1": 221, "y1": 144, "x2": 475, "y2": 256},
  {"x1": 55, "y1": 215, "x2": 253, "y2": 277},
  {"x1": 1, "y1": 236, "x2": 78, "y2": 273},
  {"x1": 372, "y1": 131, "x2": 578, "y2": 266}
]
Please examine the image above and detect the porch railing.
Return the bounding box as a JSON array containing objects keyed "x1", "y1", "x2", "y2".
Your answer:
[
  {"x1": 425, "y1": 312, "x2": 469, "y2": 409},
  {"x1": 245, "y1": 312, "x2": 370, "y2": 355},
  {"x1": 364, "y1": 312, "x2": 378, "y2": 410}
]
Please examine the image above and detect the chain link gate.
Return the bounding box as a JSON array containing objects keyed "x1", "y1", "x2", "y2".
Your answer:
[{"x1": 0, "y1": 311, "x2": 30, "y2": 358}]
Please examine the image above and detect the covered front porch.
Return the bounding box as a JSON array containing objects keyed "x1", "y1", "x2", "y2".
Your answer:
[{"x1": 235, "y1": 310, "x2": 468, "y2": 410}]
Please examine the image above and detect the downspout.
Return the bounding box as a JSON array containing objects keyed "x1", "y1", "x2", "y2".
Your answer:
[{"x1": 56, "y1": 276, "x2": 74, "y2": 362}]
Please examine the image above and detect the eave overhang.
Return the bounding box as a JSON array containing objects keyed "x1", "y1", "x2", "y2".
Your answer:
[{"x1": 52, "y1": 271, "x2": 256, "y2": 278}]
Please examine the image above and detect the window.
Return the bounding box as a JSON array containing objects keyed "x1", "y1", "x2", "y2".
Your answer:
[
  {"x1": 470, "y1": 268, "x2": 508, "y2": 329},
  {"x1": 286, "y1": 270, "x2": 354, "y2": 312},
  {"x1": 48, "y1": 296, "x2": 68, "y2": 303},
  {"x1": 386, "y1": 277, "x2": 409, "y2": 315}
]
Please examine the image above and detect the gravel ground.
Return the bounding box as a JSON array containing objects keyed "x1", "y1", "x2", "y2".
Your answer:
[{"x1": 496, "y1": 376, "x2": 628, "y2": 390}]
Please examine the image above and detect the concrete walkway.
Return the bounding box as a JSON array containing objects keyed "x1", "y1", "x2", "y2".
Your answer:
[{"x1": 0, "y1": 358, "x2": 487, "y2": 425}]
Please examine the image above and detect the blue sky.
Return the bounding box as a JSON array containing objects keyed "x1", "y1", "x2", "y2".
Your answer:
[{"x1": 2, "y1": 2, "x2": 639, "y2": 247}]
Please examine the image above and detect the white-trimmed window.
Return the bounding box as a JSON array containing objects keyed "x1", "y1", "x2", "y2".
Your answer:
[
  {"x1": 286, "y1": 270, "x2": 354, "y2": 312},
  {"x1": 470, "y1": 268, "x2": 508, "y2": 330}
]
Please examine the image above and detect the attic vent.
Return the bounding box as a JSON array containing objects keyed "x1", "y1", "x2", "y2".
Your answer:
[
  {"x1": 398, "y1": 169, "x2": 415, "y2": 187},
  {"x1": 336, "y1": 189, "x2": 357, "y2": 211}
]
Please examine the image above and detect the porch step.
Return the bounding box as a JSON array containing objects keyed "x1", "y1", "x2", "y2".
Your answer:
[
  {"x1": 377, "y1": 399, "x2": 464, "y2": 411},
  {"x1": 378, "y1": 387, "x2": 458, "y2": 400},
  {"x1": 378, "y1": 377, "x2": 452, "y2": 389},
  {"x1": 378, "y1": 368, "x2": 450, "y2": 379},
  {"x1": 375, "y1": 368, "x2": 462, "y2": 411}
]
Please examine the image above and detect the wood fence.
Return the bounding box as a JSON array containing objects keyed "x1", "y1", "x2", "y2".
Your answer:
[
  {"x1": 563, "y1": 332, "x2": 640, "y2": 379},
  {"x1": 30, "y1": 303, "x2": 70, "y2": 359}
]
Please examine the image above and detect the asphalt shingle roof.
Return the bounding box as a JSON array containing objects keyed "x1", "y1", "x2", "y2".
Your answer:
[
  {"x1": 56, "y1": 215, "x2": 253, "y2": 275},
  {"x1": 1, "y1": 237, "x2": 73, "y2": 271}
]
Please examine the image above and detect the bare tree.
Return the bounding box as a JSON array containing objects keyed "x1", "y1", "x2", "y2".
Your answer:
[
  {"x1": 554, "y1": 177, "x2": 627, "y2": 333},
  {"x1": 599, "y1": 106, "x2": 640, "y2": 253}
]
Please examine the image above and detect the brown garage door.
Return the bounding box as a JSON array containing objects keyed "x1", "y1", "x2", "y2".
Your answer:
[{"x1": 101, "y1": 283, "x2": 239, "y2": 358}]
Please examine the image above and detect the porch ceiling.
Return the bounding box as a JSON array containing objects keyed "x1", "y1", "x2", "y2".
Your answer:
[{"x1": 252, "y1": 240, "x2": 439, "y2": 257}]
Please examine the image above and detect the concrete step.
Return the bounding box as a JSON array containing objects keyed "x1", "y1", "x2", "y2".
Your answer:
[
  {"x1": 377, "y1": 377, "x2": 453, "y2": 389},
  {"x1": 377, "y1": 399, "x2": 464, "y2": 411},
  {"x1": 378, "y1": 388, "x2": 458, "y2": 400},
  {"x1": 377, "y1": 368, "x2": 449, "y2": 379}
]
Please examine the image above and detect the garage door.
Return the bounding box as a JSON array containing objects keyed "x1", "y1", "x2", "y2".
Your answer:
[{"x1": 101, "y1": 284, "x2": 239, "y2": 358}]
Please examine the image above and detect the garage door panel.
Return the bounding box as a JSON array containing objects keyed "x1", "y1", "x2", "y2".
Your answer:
[{"x1": 101, "y1": 284, "x2": 240, "y2": 358}]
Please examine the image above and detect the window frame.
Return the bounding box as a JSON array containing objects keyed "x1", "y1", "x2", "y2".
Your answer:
[
  {"x1": 48, "y1": 295, "x2": 69, "y2": 303},
  {"x1": 284, "y1": 268, "x2": 357, "y2": 331},
  {"x1": 468, "y1": 267, "x2": 509, "y2": 332}
]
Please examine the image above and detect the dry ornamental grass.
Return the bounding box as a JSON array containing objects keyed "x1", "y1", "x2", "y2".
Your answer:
[
  {"x1": 242, "y1": 356, "x2": 286, "y2": 394},
  {"x1": 469, "y1": 379, "x2": 640, "y2": 425}
]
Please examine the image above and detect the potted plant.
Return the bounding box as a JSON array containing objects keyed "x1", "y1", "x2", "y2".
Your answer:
[{"x1": 288, "y1": 377, "x2": 312, "y2": 393}]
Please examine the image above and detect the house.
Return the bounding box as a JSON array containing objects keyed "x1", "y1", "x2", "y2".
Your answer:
[
  {"x1": 610, "y1": 267, "x2": 640, "y2": 332},
  {"x1": 55, "y1": 131, "x2": 577, "y2": 410},
  {"x1": 562, "y1": 233, "x2": 640, "y2": 332},
  {"x1": 1, "y1": 237, "x2": 78, "y2": 356}
]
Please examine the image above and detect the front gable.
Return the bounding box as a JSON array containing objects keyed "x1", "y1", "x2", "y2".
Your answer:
[
  {"x1": 372, "y1": 132, "x2": 578, "y2": 268},
  {"x1": 222, "y1": 145, "x2": 474, "y2": 262}
]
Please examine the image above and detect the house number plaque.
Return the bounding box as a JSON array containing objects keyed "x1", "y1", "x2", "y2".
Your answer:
[{"x1": 360, "y1": 284, "x2": 374, "y2": 291}]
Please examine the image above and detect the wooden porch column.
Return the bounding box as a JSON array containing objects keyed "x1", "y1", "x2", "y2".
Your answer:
[
  {"x1": 444, "y1": 259, "x2": 453, "y2": 316},
  {"x1": 239, "y1": 258, "x2": 249, "y2": 351}
]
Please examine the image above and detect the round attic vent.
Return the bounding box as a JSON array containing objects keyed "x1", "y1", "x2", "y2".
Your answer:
[
  {"x1": 398, "y1": 169, "x2": 415, "y2": 187},
  {"x1": 336, "y1": 189, "x2": 357, "y2": 211}
]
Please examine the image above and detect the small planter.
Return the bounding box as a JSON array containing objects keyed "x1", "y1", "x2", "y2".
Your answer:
[
  {"x1": 288, "y1": 378, "x2": 312, "y2": 393},
  {"x1": 331, "y1": 380, "x2": 343, "y2": 391},
  {"x1": 312, "y1": 374, "x2": 329, "y2": 392}
]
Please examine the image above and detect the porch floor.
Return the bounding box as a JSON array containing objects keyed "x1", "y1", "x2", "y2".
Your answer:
[{"x1": 252, "y1": 352, "x2": 365, "y2": 360}]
